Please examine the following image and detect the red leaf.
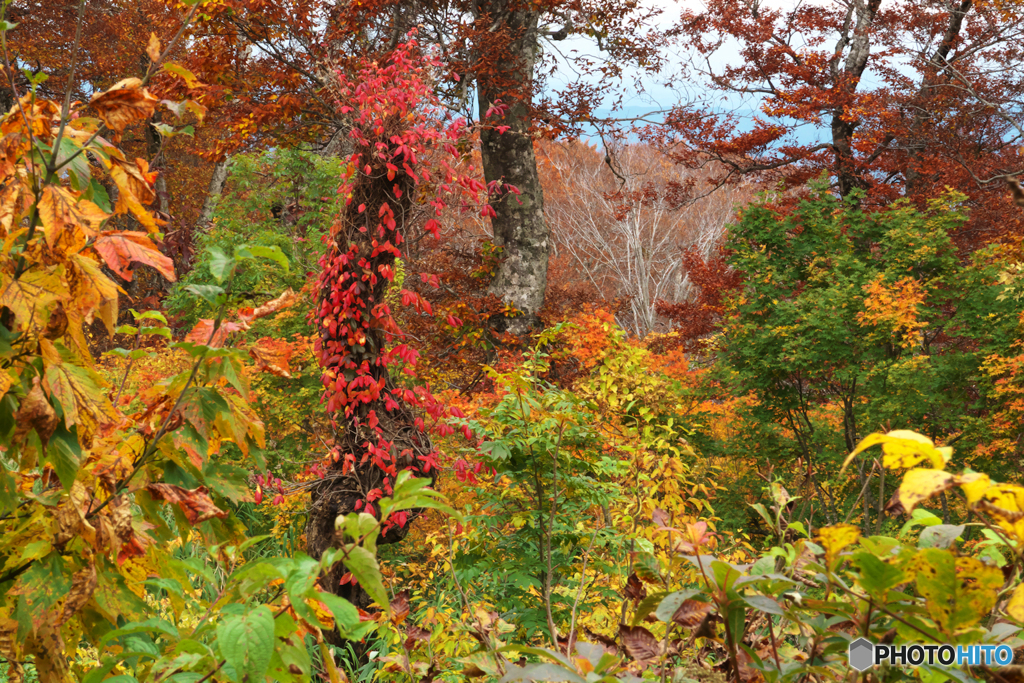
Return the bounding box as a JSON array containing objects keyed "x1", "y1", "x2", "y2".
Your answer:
[{"x1": 390, "y1": 591, "x2": 410, "y2": 623}]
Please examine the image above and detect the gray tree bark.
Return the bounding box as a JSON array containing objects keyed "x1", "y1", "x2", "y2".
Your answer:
[
  {"x1": 829, "y1": 0, "x2": 882, "y2": 198},
  {"x1": 476, "y1": 0, "x2": 550, "y2": 332},
  {"x1": 197, "y1": 157, "x2": 231, "y2": 229}
]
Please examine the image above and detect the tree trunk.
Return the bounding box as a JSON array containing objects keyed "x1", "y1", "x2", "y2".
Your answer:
[
  {"x1": 198, "y1": 157, "x2": 231, "y2": 229},
  {"x1": 829, "y1": 0, "x2": 882, "y2": 198},
  {"x1": 476, "y1": 0, "x2": 550, "y2": 332}
]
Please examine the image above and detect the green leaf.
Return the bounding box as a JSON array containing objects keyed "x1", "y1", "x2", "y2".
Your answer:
[
  {"x1": 207, "y1": 247, "x2": 236, "y2": 284},
  {"x1": 339, "y1": 545, "x2": 390, "y2": 613},
  {"x1": 143, "y1": 578, "x2": 184, "y2": 598},
  {"x1": 100, "y1": 618, "x2": 180, "y2": 645},
  {"x1": 317, "y1": 592, "x2": 372, "y2": 639},
  {"x1": 88, "y1": 178, "x2": 112, "y2": 213},
  {"x1": 749, "y1": 502, "x2": 774, "y2": 529},
  {"x1": 57, "y1": 137, "x2": 91, "y2": 189},
  {"x1": 742, "y1": 594, "x2": 783, "y2": 615},
  {"x1": 853, "y1": 552, "x2": 905, "y2": 598},
  {"x1": 918, "y1": 524, "x2": 965, "y2": 549},
  {"x1": 267, "y1": 613, "x2": 310, "y2": 683},
  {"x1": 633, "y1": 591, "x2": 668, "y2": 625},
  {"x1": 236, "y1": 245, "x2": 289, "y2": 272},
  {"x1": 654, "y1": 589, "x2": 700, "y2": 622},
  {"x1": 337, "y1": 512, "x2": 379, "y2": 555},
  {"x1": 83, "y1": 661, "x2": 122, "y2": 683},
  {"x1": 47, "y1": 425, "x2": 82, "y2": 491},
  {"x1": 500, "y1": 663, "x2": 586, "y2": 683},
  {"x1": 216, "y1": 605, "x2": 275, "y2": 683},
  {"x1": 135, "y1": 310, "x2": 169, "y2": 323},
  {"x1": 186, "y1": 284, "x2": 226, "y2": 306}
]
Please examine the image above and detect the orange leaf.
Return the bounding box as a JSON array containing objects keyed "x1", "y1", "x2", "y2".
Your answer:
[
  {"x1": 89, "y1": 78, "x2": 159, "y2": 135},
  {"x1": 248, "y1": 337, "x2": 294, "y2": 378},
  {"x1": 184, "y1": 319, "x2": 248, "y2": 348},
  {"x1": 243, "y1": 288, "x2": 300, "y2": 322},
  {"x1": 93, "y1": 231, "x2": 175, "y2": 282}
]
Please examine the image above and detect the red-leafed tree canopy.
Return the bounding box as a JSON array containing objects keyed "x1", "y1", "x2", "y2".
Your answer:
[{"x1": 656, "y1": 0, "x2": 1024, "y2": 251}]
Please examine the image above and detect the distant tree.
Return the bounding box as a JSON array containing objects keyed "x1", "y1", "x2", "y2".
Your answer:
[
  {"x1": 658, "y1": 0, "x2": 1024, "y2": 250},
  {"x1": 541, "y1": 142, "x2": 748, "y2": 337}
]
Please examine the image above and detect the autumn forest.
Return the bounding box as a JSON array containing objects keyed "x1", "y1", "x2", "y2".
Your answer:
[{"x1": 3, "y1": 0, "x2": 1024, "y2": 682}]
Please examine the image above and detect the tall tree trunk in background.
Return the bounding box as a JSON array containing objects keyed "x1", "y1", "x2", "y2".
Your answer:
[
  {"x1": 829, "y1": 0, "x2": 881, "y2": 198},
  {"x1": 198, "y1": 157, "x2": 231, "y2": 228},
  {"x1": 476, "y1": 0, "x2": 549, "y2": 332}
]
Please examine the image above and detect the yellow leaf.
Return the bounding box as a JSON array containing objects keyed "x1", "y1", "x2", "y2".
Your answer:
[
  {"x1": 0, "y1": 180, "x2": 32, "y2": 237},
  {"x1": 0, "y1": 268, "x2": 63, "y2": 334},
  {"x1": 37, "y1": 185, "x2": 107, "y2": 250},
  {"x1": 959, "y1": 472, "x2": 992, "y2": 506},
  {"x1": 1006, "y1": 584, "x2": 1024, "y2": 622},
  {"x1": 843, "y1": 430, "x2": 949, "y2": 472},
  {"x1": 898, "y1": 469, "x2": 955, "y2": 512},
  {"x1": 818, "y1": 524, "x2": 860, "y2": 565},
  {"x1": 44, "y1": 361, "x2": 120, "y2": 444},
  {"x1": 147, "y1": 33, "x2": 161, "y2": 62},
  {"x1": 162, "y1": 62, "x2": 201, "y2": 88},
  {"x1": 108, "y1": 158, "x2": 162, "y2": 232},
  {"x1": 69, "y1": 253, "x2": 120, "y2": 335}
]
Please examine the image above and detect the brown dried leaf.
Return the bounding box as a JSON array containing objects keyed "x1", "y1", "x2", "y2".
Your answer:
[
  {"x1": 619, "y1": 624, "x2": 660, "y2": 663},
  {"x1": 406, "y1": 625, "x2": 430, "y2": 643},
  {"x1": 624, "y1": 572, "x2": 647, "y2": 602},
  {"x1": 58, "y1": 561, "x2": 97, "y2": 625},
  {"x1": 89, "y1": 78, "x2": 159, "y2": 135},
  {"x1": 672, "y1": 599, "x2": 713, "y2": 628},
  {"x1": 146, "y1": 483, "x2": 227, "y2": 525},
  {"x1": 390, "y1": 591, "x2": 410, "y2": 623},
  {"x1": 1008, "y1": 177, "x2": 1024, "y2": 207},
  {"x1": 13, "y1": 377, "x2": 59, "y2": 445}
]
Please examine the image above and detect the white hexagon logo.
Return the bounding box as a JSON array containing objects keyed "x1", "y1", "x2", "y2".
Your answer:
[{"x1": 848, "y1": 638, "x2": 875, "y2": 671}]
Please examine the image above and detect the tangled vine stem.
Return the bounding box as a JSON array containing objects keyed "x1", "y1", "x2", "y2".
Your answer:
[{"x1": 303, "y1": 32, "x2": 494, "y2": 614}]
